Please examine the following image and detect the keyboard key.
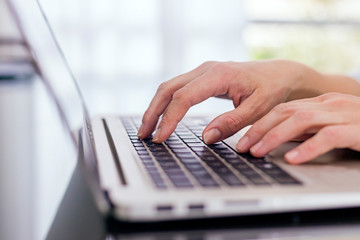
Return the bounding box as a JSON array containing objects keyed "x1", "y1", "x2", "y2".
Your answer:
[
  {"x1": 122, "y1": 117, "x2": 302, "y2": 189},
  {"x1": 248, "y1": 176, "x2": 270, "y2": 186},
  {"x1": 221, "y1": 174, "x2": 245, "y2": 186}
]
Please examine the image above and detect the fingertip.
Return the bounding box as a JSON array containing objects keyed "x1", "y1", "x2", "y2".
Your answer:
[
  {"x1": 137, "y1": 125, "x2": 145, "y2": 138},
  {"x1": 284, "y1": 150, "x2": 302, "y2": 164},
  {"x1": 236, "y1": 136, "x2": 249, "y2": 152},
  {"x1": 203, "y1": 128, "x2": 222, "y2": 144}
]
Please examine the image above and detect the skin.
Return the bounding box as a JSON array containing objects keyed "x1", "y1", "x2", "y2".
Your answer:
[
  {"x1": 238, "y1": 93, "x2": 360, "y2": 164},
  {"x1": 137, "y1": 59, "x2": 360, "y2": 164}
]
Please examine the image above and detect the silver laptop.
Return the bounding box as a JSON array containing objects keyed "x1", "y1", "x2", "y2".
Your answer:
[{"x1": 7, "y1": 0, "x2": 360, "y2": 222}]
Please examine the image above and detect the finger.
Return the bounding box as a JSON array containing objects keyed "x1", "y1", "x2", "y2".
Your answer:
[
  {"x1": 138, "y1": 61, "x2": 216, "y2": 138},
  {"x1": 291, "y1": 133, "x2": 314, "y2": 142},
  {"x1": 152, "y1": 68, "x2": 230, "y2": 143},
  {"x1": 285, "y1": 124, "x2": 360, "y2": 164},
  {"x1": 236, "y1": 101, "x2": 320, "y2": 152},
  {"x1": 202, "y1": 90, "x2": 268, "y2": 144},
  {"x1": 249, "y1": 110, "x2": 347, "y2": 157}
]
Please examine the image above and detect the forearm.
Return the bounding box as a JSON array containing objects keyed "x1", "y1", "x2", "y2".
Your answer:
[{"x1": 287, "y1": 62, "x2": 360, "y2": 101}]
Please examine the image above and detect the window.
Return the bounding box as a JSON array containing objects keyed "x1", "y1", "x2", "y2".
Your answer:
[{"x1": 40, "y1": 0, "x2": 360, "y2": 115}]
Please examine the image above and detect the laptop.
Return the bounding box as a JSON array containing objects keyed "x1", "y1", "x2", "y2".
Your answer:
[{"x1": 7, "y1": 0, "x2": 360, "y2": 222}]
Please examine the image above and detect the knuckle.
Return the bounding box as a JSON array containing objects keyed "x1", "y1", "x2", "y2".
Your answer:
[
  {"x1": 210, "y1": 62, "x2": 231, "y2": 74},
  {"x1": 320, "y1": 126, "x2": 341, "y2": 140},
  {"x1": 319, "y1": 92, "x2": 341, "y2": 101},
  {"x1": 172, "y1": 89, "x2": 191, "y2": 107},
  {"x1": 293, "y1": 110, "x2": 314, "y2": 122},
  {"x1": 157, "y1": 81, "x2": 170, "y2": 92},
  {"x1": 201, "y1": 61, "x2": 217, "y2": 68},
  {"x1": 325, "y1": 97, "x2": 351, "y2": 108},
  {"x1": 273, "y1": 103, "x2": 293, "y2": 115},
  {"x1": 224, "y1": 113, "x2": 244, "y2": 132},
  {"x1": 250, "y1": 122, "x2": 266, "y2": 137},
  {"x1": 156, "y1": 81, "x2": 173, "y2": 99},
  {"x1": 264, "y1": 130, "x2": 280, "y2": 142}
]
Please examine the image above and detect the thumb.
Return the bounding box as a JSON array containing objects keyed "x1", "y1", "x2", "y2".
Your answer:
[{"x1": 203, "y1": 91, "x2": 267, "y2": 144}]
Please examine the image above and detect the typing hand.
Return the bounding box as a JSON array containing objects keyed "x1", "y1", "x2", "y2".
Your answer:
[
  {"x1": 137, "y1": 60, "x2": 307, "y2": 144},
  {"x1": 237, "y1": 93, "x2": 360, "y2": 164}
]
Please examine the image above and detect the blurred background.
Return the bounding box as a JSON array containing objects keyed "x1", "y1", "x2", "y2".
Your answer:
[
  {"x1": 38, "y1": 0, "x2": 360, "y2": 116},
  {"x1": 1, "y1": 0, "x2": 360, "y2": 239}
]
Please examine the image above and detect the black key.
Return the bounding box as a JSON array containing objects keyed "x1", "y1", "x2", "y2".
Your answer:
[
  {"x1": 134, "y1": 146, "x2": 147, "y2": 151},
  {"x1": 205, "y1": 161, "x2": 225, "y2": 168},
  {"x1": 156, "y1": 156, "x2": 176, "y2": 162},
  {"x1": 220, "y1": 174, "x2": 245, "y2": 186},
  {"x1": 213, "y1": 167, "x2": 232, "y2": 174},
  {"x1": 186, "y1": 143, "x2": 204, "y2": 147},
  {"x1": 273, "y1": 176, "x2": 301, "y2": 185},
  {"x1": 171, "y1": 148, "x2": 191, "y2": 154},
  {"x1": 189, "y1": 169, "x2": 209, "y2": 177},
  {"x1": 240, "y1": 169, "x2": 260, "y2": 177},
  {"x1": 168, "y1": 175, "x2": 193, "y2": 188},
  {"x1": 225, "y1": 158, "x2": 245, "y2": 164},
  {"x1": 196, "y1": 176, "x2": 219, "y2": 187},
  {"x1": 166, "y1": 144, "x2": 187, "y2": 149},
  {"x1": 232, "y1": 163, "x2": 253, "y2": 171},
  {"x1": 139, "y1": 154, "x2": 152, "y2": 160},
  {"x1": 201, "y1": 156, "x2": 219, "y2": 162},
  {"x1": 163, "y1": 167, "x2": 184, "y2": 175},
  {"x1": 176, "y1": 153, "x2": 196, "y2": 159},
  {"x1": 137, "y1": 150, "x2": 150, "y2": 156},
  {"x1": 240, "y1": 153, "x2": 266, "y2": 164},
  {"x1": 185, "y1": 163, "x2": 205, "y2": 171},
  {"x1": 177, "y1": 134, "x2": 194, "y2": 138},
  {"x1": 133, "y1": 143, "x2": 144, "y2": 147},
  {"x1": 158, "y1": 161, "x2": 179, "y2": 168},
  {"x1": 220, "y1": 153, "x2": 239, "y2": 159},
  {"x1": 248, "y1": 176, "x2": 270, "y2": 185},
  {"x1": 262, "y1": 168, "x2": 287, "y2": 176},
  {"x1": 191, "y1": 146, "x2": 208, "y2": 151},
  {"x1": 214, "y1": 149, "x2": 233, "y2": 155},
  {"x1": 255, "y1": 162, "x2": 279, "y2": 170},
  {"x1": 179, "y1": 157, "x2": 199, "y2": 164},
  {"x1": 207, "y1": 143, "x2": 227, "y2": 149},
  {"x1": 145, "y1": 165, "x2": 158, "y2": 171},
  {"x1": 183, "y1": 139, "x2": 202, "y2": 143},
  {"x1": 148, "y1": 146, "x2": 167, "y2": 152},
  {"x1": 142, "y1": 160, "x2": 156, "y2": 167},
  {"x1": 152, "y1": 151, "x2": 172, "y2": 157},
  {"x1": 195, "y1": 150, "x2": 214, "y2": 158}
]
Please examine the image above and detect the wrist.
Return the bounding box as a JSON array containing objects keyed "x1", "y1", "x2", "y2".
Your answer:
[{"x1": 284, "y1": 60, "x2": 324, "y2": 101}]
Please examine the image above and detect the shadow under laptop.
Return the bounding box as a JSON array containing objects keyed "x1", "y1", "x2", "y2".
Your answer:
[{"x1": 46, "y1": 158, "x2": 360, "y2": 240}]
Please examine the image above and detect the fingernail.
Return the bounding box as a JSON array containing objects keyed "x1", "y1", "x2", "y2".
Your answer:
[
  {"x1": 236, "y1": 136, "x2": 249, "y2": 152},
  {"x1": 250, "y1": 140, "x2": 263, "y2": 155},
  {"x1": 203, "y1": 128, "x2": 222, "y2": 144},
  {"x1": 137, "y1": 125, "x2": 144, "y2": 138},
  {"x1": 152, "y1": 128, "x2": 161, "y2": 142},
  {"x1": 285, "y1": 150, "x2": 299, "y2": 162}
]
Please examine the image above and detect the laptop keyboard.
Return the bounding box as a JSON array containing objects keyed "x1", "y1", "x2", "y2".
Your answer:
[{"x1": 122, "y1": 117, "x2": 302, "y2": 190}]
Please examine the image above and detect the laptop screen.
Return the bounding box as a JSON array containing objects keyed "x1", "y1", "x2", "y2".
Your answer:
[{"x1": 7, "y1": 0, "x2": 88, "y2": 145}]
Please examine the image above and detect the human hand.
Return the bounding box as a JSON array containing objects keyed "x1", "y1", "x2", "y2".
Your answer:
[
  {"x1": 237, "y1": 93, "x2": 360, "y2": 164},
  {"x1": 138, "y1": 60, "x2": 309, "y2": 144}
]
